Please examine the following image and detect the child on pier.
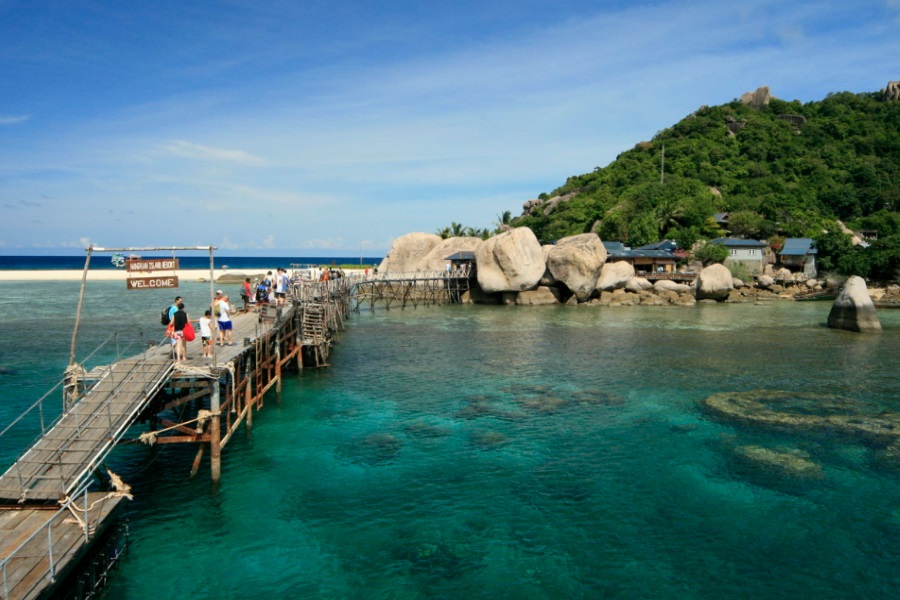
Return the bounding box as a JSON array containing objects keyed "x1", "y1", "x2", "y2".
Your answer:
[{"x1": 199, "y1": 309, "x2": 213, "y2": 357}]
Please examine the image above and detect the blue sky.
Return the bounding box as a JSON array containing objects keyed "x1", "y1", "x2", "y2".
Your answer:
[{"x1": 1, "y1": 0, "x2": 898, "y2": 256}]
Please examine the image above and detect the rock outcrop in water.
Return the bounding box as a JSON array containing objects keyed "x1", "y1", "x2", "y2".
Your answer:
[
  {"x1": 381, "y1": 228, "x2": 886, "y2": 308},
  {"x1": 545, "y1": 233, "x2": 607, "y2": 302},
  {"x1": 695, "y1": 263, "x2": 734, "y2": 301},
  {"x1": 475, "y1": 227, "x2": 545, "y2": 293},
  {"x1": 380, "y1": 232, "x2": 443, "y2": 273},
  {"x1": 827, "y1": 276, "x2": 882, "y2": 333}
]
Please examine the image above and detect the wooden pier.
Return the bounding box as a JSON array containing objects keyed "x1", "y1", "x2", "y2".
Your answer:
[
  {"x1": 350, "y1": 267, "x2": 473, "y2": 311},
  {"x1": 0, "y1": 266, "x2": 468, "y2": 599},
  {"x1": 0, "y1": 275, "x2": 354, "y2": 599}
]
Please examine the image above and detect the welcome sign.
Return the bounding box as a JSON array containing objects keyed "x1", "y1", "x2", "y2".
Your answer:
[
  {"x1": 126, "y1": 258, "x2": 179, "y2": 272},
  {"x1": 127, "y1": 276, "x2": 179, "y2": 290}
]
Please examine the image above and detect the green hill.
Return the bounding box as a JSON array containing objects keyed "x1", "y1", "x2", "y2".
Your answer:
[{"x1": 511, "y1": 87, "x2": 900, "y2": 251}]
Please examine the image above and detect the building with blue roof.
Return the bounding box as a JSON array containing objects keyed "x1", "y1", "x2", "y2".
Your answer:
[{"x1": 779, "y1": 238, "x2": 817, "y2": 277}]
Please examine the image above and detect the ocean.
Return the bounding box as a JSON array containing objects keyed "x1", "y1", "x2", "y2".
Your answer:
[
  {"x1": 1, "y1": 277, "x2": 899, "y2": 599},
  {"x1": 0, "y1": 255, "x2": 383, "y2": 271}
]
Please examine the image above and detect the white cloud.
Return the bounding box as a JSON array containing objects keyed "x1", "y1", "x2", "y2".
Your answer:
[
  {"x1": 0, "y1": 115, "x2": 30, "y2": 126},
  {"x1": 161, "y1": 140, "x2": 264, "y2": 165}
]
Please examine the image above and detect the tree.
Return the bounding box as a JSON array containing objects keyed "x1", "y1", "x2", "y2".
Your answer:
[
  {"x1": 813, "y1": 231, "x2": 858, "y2": 274},
  {"x1": 693, "y1": 241, "x2": 729, "y2": 265}
]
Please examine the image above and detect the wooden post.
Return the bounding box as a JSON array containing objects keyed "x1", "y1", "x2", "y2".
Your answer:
[
  {"x1": 275, "y1": 345, "x2": 282, "y2": 404},
  {"x1": 245, "y1": 372, "x2": 253, "y2": 431},
  {"x1": 210, "y1": 378, "x2": 221, "y2": 483}
]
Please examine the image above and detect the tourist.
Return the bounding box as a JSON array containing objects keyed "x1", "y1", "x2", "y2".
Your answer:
[
  {"x1": 198, "y1": 309, "x2": 213, "y2": 358},
  {"x1": 274, "y1": 268, "x2": 286, "y2": 305},
  {"x1": 217, "y1": 294, "x2": 235, "y2": 346},
  {"x1": 172, "y1": 302, "x2": 189, "y2": 361},
  {"x1": 168, "y1": 295, "x2": 183, "y2": 323},
  {"x1": 241, "y1": 277, "x2": 252, "y2": 312},
  {"x1": 256, "y1": 279, "x2": 268, "y2": 305}
]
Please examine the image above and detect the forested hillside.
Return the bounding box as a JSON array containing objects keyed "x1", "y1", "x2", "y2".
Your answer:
[{"x1": 511, "y1": 88, "x2": 900, "y2": 251}]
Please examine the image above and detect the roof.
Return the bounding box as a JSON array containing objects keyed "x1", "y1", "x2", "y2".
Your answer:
[
  {"x1": 444, "y1": 251, "x2": 476, "y2": 261},
  {"x1": 634, "y1": 240, "x2": 678, "y2": 252},
  {"x1": 780, "y1": 238, "x2": 817, "y2": 256},
  {"x1": 602, "y1": 241, "x2": 628, "y2": 252},
  {"x1": 710, "y1": 237, "x2": 767, "y2": 248},
  {"x1": 608, "y1": 250, "x2": 677, "y2": 260}
]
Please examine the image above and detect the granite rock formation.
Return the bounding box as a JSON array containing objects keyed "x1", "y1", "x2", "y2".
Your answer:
[
  {"x1": 475, "y1": 227, "x2": 545, "y2": 293},
  {"x1": 827, "y1": 275, "x2": 882, "y2": 333}
]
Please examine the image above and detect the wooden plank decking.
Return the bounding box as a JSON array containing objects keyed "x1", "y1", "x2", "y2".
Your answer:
[
  {"x1": 0, "y1": 357, "x2": 173, "y2": 504},
  {"x1": 0, "y1": 493, "x2": 127, "y2": 600}
]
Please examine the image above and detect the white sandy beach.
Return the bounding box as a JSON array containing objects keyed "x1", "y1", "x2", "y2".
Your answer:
[
  {"x1": 0, "y1": 269, "x2": 254, "y2": 282},
  {"x1": 0, "y1": 266, "x2": 367, "y2": 282}
]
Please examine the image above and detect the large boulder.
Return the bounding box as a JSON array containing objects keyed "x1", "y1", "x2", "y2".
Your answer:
[
  {"x1": 696, "y1": 264, "x2": 734, "y2": 301},
  {"x1": 516, "y1": 286, "x2": 563, "y2": 305},
  {"x1": 596, "y1": 261, "x2": 635, "y2": 293},
  {"x1": 757, "y1": 275, "x2": 775, "y2": 289},
  {"x1": 827, "y1": 276, "x2": 882, "y2": 333},
  {"x1": 539, "y1": 245, "x2": 557, "y2": 286},
  {"x1": 379, "y1": 233, "x2": 442, "y2": 273},
  {"x1": 475, "y1": 227, "x2": 545, "y2": 293},
  {"x1": 625, "y1": 276, "x2": 653, "y2": 293},
  {"x1": 546, "y1": 234, "x2": 607, "y2": 301},
  {"x1": 654, "y1": 279, "x2": 691, "y2": 293},
  {"x1": 419, "y1": 236, "x2": 484, "y2": 271}
]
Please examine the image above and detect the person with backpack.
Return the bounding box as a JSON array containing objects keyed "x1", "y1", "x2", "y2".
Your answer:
[
  {"x1": 171, "y1": 302, "x2": 190, "y2": 361},
  {"x1": 161, "y1": 296, "x2": 183, "y2": 327}
]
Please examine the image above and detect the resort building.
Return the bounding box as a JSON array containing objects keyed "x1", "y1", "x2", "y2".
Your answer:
[
  {"x1": 710, "y1": 237, "x2": 768, "y2": 275},
  {"x1": 779, "y1": 238, "x2": 817, "y2": 278}
]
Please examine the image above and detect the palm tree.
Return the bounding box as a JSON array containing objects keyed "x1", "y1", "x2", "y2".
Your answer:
[{"x1": 493, "y1": 210, "x2": 513, "y2": 233}]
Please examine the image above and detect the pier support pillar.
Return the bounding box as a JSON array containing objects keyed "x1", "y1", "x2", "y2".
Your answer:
[
  {"x1": 210, "y1": 379, "x2": 222, "y2": 483},
  {"x1": 275, "y1": 346, "x2": 282, "y2": 404},
  {"x1": 245, "y1": 373, "x2": 253, "y2": 432}
]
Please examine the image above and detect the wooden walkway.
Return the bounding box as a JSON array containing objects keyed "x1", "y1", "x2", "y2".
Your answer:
[
  {"x1": 0, "y1": 356, "x2": 173, "y2": 505},
  {"x1": 0, "y1": 493, "x2": 126, "y2": 600},
  {"x1": 0, "y1": 304, "x2": 297, "y2": 599}
]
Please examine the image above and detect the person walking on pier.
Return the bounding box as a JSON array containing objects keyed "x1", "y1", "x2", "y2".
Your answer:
[
  {"x1": 241, "y1": 277, "x2": 253, "y2": 312},
  {"x1": 167, "y1": 296, "x2": 183, "y2": 323},
  {"x1": 217, "y1": 294, "x2": 235, "y2": 346},
  {"x1": 172, "y1": 302, "x2": 189, "y2": 361},
  {"x1": 199, "y1": 309, "x2": 213, "y2": 358}
]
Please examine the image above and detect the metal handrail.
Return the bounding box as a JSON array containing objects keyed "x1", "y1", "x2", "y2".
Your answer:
[
  {"x1": 0, "y1": 331, "x2": 157, "y2": 499},
  {"x1": 0, "y1": 485, "x2": 91, "y2": 600}
]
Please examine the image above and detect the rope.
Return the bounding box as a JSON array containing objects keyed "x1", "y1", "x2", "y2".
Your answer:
[
  {"x1": 137, "y1": 410, "x2": 221, "y2": 445},
  {"x1": 59, "y1": 469, "x2": 134, "y2": 530}
]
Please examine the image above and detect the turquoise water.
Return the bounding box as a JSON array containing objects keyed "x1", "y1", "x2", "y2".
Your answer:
[{"x1": 2, "y1": 282, "x2": 900, "y2": 598}]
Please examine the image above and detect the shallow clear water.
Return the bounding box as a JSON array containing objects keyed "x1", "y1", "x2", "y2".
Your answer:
[{"x1": 2, "y1": 282, "x2": 900, "y2": 599}]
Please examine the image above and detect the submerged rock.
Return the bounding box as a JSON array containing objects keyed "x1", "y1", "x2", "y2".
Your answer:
[
  {"x1": 729, "y1": 444, "x2": 824, "y2": 480},
  {"x1": 337, "y1": 432, "x2": 403, "y2": 465},
  {"x1": 701, "y1": 389, "x2": 900, "y2": 446},
  {"x1": 827, "y1": 276, "x2": 882, "y2": 333},
  {"x1": 470, "y1": 430, "x2": 509, "y2": 448}
]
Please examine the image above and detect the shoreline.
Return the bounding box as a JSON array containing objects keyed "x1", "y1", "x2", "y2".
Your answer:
[
  {"x1": 0, "y1": 269, "x2": 243, "y2": 282},
  {"x1": 0, "y1": 266, "x2": 369, "y2": 282}
]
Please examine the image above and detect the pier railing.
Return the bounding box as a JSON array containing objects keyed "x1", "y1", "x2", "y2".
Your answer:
[
  {"x1": 346, "y1": 268, "x2": 473, "y2": 311},
  {"x1": 0, "y1": 330, "x2": 165, "y2": 504},
  {"x1": 0, "y1": 485, "x2": 93, "y2": 600}
]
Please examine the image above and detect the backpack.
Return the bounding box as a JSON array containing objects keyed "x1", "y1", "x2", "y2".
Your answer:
[
  {"x1": 214, "y1": 301, "x2": 221, "y2": 317},
  {"x1": 160, "y1": 307, "x2": 171, "y2": 326}
]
